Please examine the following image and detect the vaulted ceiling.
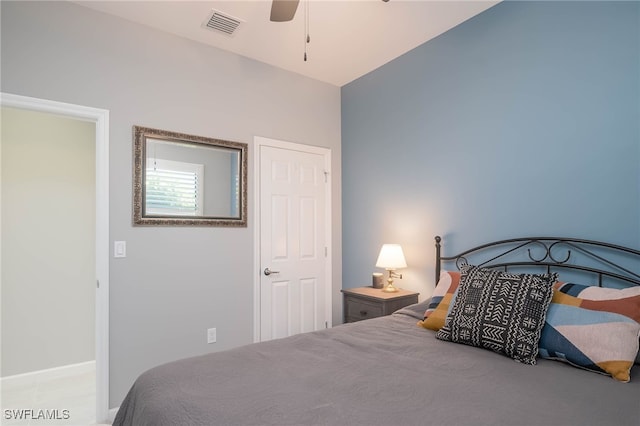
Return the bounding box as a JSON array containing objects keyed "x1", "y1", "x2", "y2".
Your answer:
[{"x1": 75, "y1": 1, "x2": 499, "y2": 87}]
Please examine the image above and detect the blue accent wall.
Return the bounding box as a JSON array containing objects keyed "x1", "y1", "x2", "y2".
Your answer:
[{"x1": 341, "y1": 1, "x2": 640, "y2": 297}]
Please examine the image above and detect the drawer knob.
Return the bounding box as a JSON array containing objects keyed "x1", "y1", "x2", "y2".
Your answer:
[{"x1": 359, "y1": 310, "x2": 367, "y2": 316}]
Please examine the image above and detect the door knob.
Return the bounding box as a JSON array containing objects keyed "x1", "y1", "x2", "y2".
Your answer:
[{"x1": 264, "y1": 268, "x2": 280, "y2": 276}]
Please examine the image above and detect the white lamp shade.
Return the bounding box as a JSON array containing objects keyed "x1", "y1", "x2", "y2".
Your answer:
[{"x1": 375, "y1": 244, "x2": 407, "y2": 269}]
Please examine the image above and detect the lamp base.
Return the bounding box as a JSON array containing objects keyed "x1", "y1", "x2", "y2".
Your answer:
[
  {"x1": 381, "y1": 272, "x2": 401, "y2": 293},
  {"x1": 382, "y1": 283, "x2": 399, "y2": 293}
]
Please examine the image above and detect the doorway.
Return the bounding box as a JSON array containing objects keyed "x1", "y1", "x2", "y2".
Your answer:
[
  {"x1": 253, "y1": 136, "x2": 332, "y2": 342},
  {"x1": 0, "y1": 93, "x2": 109, "y2": 423}
]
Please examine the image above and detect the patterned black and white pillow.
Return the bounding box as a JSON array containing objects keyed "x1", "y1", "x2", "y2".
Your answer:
[{"x1": 436, "y1": 264, "x2": 557, "y2": 365}]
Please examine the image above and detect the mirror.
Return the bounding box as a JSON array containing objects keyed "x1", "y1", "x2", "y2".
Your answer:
[{"x1": 133, "y1": 126, "x2": 247, "y2": 226}]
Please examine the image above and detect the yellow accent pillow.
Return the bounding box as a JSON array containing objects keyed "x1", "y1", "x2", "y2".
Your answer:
[{"x1": 418, "y1": 271, "x2": 460, "y2": 331}]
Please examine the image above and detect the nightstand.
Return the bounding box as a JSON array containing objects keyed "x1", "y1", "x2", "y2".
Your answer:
[{"x1": 341, "y1": 287, "x2": 419, "y2": 323}]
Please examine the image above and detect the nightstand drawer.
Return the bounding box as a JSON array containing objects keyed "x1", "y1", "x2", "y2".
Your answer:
[
  {"x1": 345, "y1": 297, "x2": 383, "y2": 322},
  {"x1": 341, "y1": 287, "x2": 419, "y2": 323}
]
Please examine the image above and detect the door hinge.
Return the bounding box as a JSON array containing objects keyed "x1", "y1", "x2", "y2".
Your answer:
[{"x1": 96, "y1": 280, "x2": 100, "y2": 288}]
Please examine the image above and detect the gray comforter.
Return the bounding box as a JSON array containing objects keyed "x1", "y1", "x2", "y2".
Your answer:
[{"x1": 114, "y1": 303, "x2": 640, "y2": 426}]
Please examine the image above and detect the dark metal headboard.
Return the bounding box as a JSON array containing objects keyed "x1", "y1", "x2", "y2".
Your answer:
[{"x1": 435, "y1": 236, "x2": 640, "y2": 287}]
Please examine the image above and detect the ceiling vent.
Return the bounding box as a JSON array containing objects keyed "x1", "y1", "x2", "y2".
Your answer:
[{"x1": 202, "y1": 9, "x2": 243, "y2": 36}]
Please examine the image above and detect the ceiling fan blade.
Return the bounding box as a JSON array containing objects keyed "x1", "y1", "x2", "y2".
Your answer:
[{"x1": 270, "y1": 0, "x2": 300, "y2": 22}]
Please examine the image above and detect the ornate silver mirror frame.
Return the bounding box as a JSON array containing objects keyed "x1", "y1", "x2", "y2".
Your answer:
[{"x1": 133, "y1": 126, "x2": 247, "y2": 226}]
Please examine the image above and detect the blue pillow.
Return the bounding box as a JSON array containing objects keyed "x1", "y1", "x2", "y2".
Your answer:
[{"x1": 539, "y1": 302, "x2": 640, "y2": 382}]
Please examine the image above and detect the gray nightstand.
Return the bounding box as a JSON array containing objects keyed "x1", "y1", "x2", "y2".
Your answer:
[{"x1": 341, "y1": 287, "x2": 419, "y2": 323}]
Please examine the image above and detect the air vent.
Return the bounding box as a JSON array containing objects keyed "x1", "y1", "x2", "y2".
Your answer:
[{"x1": 202, "y1": 9, "x2": 243, "y2": 36}]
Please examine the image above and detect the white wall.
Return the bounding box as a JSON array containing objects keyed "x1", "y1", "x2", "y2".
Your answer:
[
  {"x1": 1, "y1": 107, "x2": 96, "y2": 376},
  {"x1": 0, "y1": 1, "x2": 342, "y2": 407}
]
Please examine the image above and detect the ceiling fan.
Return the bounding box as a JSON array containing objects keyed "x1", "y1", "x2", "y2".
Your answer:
[
  {"x1": 270, "y1": 0, "x2": 387, "y2": 61},
  {"x1": 270, "y1": 0, "x2": 300, "y2": 22},
  {"x1": 270, "y1": 0, "x2": 389, "y2": 22}
]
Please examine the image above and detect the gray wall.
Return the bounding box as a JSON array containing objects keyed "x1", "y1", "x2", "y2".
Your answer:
[
  {"x1": 342, "y1": 1, "x2": 639, "y2": 298},
  {"x1": 0, "y1": 1, "x2": 341, "y2": 407},
  {"x1": 1, "y1": 107, "x2": 96, "y2": 376}
]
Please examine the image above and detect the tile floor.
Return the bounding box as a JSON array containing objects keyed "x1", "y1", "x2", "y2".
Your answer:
[{"x1": 1, "y1": 365, "x2": 104, "y2": 426}]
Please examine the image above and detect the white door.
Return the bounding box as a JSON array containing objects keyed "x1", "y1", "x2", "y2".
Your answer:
[{"x1": 256, "y1": 138, "x2": 331, "y2": 341}]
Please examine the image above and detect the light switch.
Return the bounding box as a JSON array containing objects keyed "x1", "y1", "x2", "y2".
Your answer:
[{"x1": 114, "y1": 241, "x2": 126, "y2": 258}]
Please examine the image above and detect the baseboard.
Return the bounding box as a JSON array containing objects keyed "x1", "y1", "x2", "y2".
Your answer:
[
  {"x1": 1, "y1": 360, "x2": 96, "y2": 384},
  {"x1": 108, "y1": 407, "x2": 119, "y2": 423}
]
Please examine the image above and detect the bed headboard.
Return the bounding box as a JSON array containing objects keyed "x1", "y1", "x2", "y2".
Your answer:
[{"x1": 435, "y1": 236, "x2": 640, "y2": 288}]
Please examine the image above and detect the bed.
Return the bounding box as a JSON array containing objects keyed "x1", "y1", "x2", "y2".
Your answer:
[{"x1": 113, "y1": 236, "x2": 640, "y2": 426}]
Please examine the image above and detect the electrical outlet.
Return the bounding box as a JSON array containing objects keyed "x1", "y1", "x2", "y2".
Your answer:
[{"x1": 207, "y1": 328, "x2": 217, "y2": 344}]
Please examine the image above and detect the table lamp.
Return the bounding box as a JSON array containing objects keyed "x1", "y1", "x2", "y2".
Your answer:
[{"x1": 375, "y1": 244, "x2": 407, "y2": 293}]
